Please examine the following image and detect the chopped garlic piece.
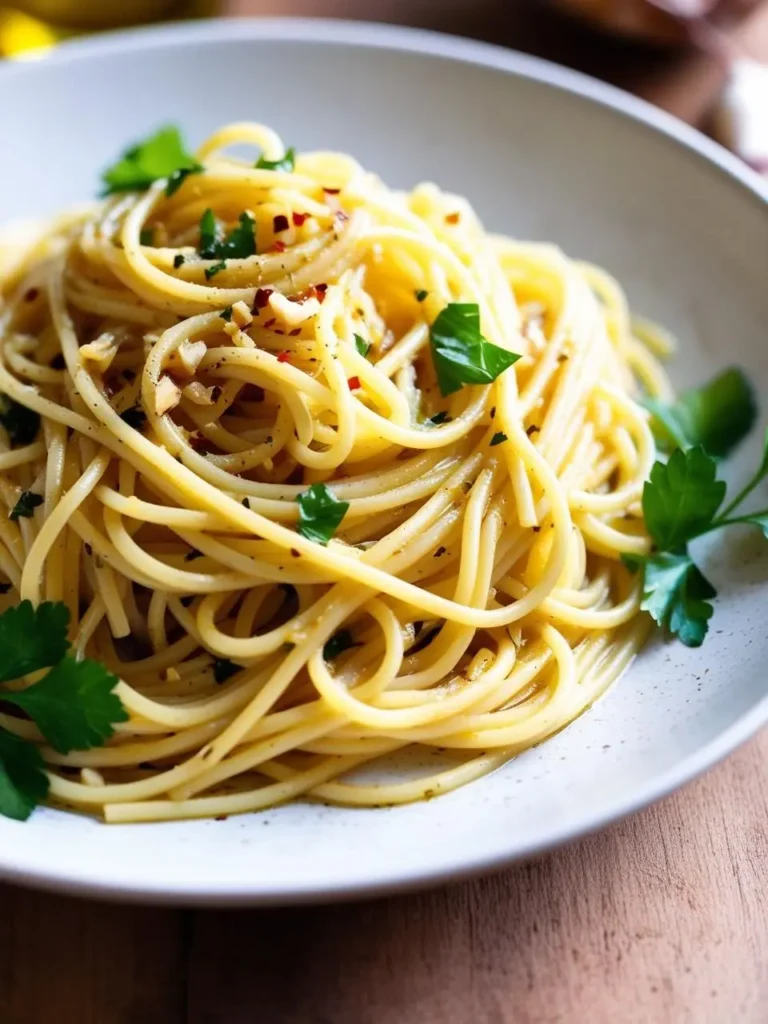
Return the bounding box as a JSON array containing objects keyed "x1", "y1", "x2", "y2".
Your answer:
[
  {"x1": 268, "y1": 291, "x2": 320, "y2": 326},
  {"x1": 166, "y1": 339, "x2": 212, "y2": 375},
  {"x1": 155, "y1": 375, "x2": 181, "y2": 415},
  {"x1": 182, "y1": 381, "x2": 217, "y2": 405},
  {"x1": 174, "y1": 339, "x2": 207, "y2": 377},
  {"x1": 231, "y1": 300, "x2": 253, "y2": 328},
  {"x1": 79, "y1": 333, "x2": 118, "y2": 370}
]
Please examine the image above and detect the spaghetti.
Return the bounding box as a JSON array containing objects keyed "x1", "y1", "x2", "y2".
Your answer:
[{"x1": 0, "y1": 122, "x2": 667, "y2": 823}]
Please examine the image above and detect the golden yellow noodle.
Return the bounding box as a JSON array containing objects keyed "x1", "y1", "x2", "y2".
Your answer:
[{"x1": 0, "y1": 122, "x2": 666, "y2": 823}]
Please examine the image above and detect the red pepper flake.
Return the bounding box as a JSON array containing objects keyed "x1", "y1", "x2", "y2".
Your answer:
[
  {"x1": 292, "y1": 212, "x2": 309, "y2": 226},
  {"x1": 347, "y1": 376, "x2": 361, "y2": 390},
  {"x1": 309, "y1": 283, "x2": 328, "y2": 304},
  {"x1": 273, "y1": 214, "x2": 289, "y2": 233},
  {"x1": 289, "y1": 327, "x2": 301, "y2": 337},
  {"x1": 263, "y1": 318, "x2": 276, "y2": 329},
  {"x1": 253, "y1": 287, "x2": 273, "y2": 311},
  {"x1": 445, "y1": 212, "x2": 461, "y2": 225},
  {"x1": 274, "y1": 329, "x2": 285, "y2": 336},
  {"x1": 273, "y1": 240, "x2": 286, "y2": 253},
  {"x1": 323, "y1": 187, "x2": 341, "y2": 195},
  {"x1": 24, "y1": 288, "x2": 39, "y2": 302},
  {"x1": 277, "y1": 351, "x2": 292, "y2": 363}
]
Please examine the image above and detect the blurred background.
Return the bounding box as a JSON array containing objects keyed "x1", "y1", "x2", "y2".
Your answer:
[{"x1": 0, "y1": 1, "x2": 766, "y2": 169}]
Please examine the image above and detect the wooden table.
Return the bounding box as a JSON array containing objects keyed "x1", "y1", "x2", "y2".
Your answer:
[{"x1": 1, "y1": 4, "x2": 767, "y2": 1022}]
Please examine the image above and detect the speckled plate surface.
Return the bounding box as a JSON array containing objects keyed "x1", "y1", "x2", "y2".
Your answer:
[{"x1": 0, "y1": 19, "x2": 766, "y2": 905}]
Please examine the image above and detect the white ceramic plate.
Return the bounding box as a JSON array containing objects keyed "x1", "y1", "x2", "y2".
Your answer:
[{"x1": 0, "y1": 18, "x2": 766, "y2": 906}]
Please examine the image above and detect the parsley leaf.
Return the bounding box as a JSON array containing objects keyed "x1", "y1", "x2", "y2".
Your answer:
[
  {"x1": 102, "y1": 126, "x2": 202, "y2": 196},
  {"x1": 0, "y1": 394, "x2": 40, "y2": 447},
  {"x1": 0, "y1": 600, "x2": 70, "y2": 682},
  {"x1": 198, "y1": 208, "x2": 218, "y2": 257},
  {"x1": 0, "y1": 600, "x2": 129, "y2": 819},
  {"x1": 490, "y1": 432, "x2": 507, "y2": 446},
  {"x1": 646, "y1": 367, "x2": 756, "y2": 457},
  {"x1": 139, "y1": 227, "x2": 154, "y2": 246},
  {"x1": 205, "y1": 261, "x2": 227, "y2": 281},
  {"x1": 165, "y1": 165, "x2": 201, "y2": 197},
  {"x1": 0, "y1": 729, "x2": 49, "y2": 822},
  {"x1": 426, "y1": 411, "x2": 451, "y2": 426},
  {"x1": 213, "y1": 658, "x2": 241, "y2": 684},
  {"x1": 626, "y1": 552, "x2": 716, "y2": 647},
  {"x1": 296, "y1": 483, "x2": 349, "y2": 545},
  {"x1": 10, "y1": 491, "x2": 43, "y2": 521},
  {"x1": 255, "y1": 148, "x2": 296, "y2": 172},
  {"x1": 643, "y1": 447, "x2": 725, "y2": 552},
  {"x1": 430, "y1": 303, "x2": 520, "y2": 396},
  {"x1": 354, "y1": 334, "x2": 370, "y2": 357},
  {"x1": 198, "y1": 209, "x2": 257, "y2": 279},
  {"x1": 3, "y1": 655, "x2": 126, "y2": 754},
  {"x1": 220, "y1": 306, "x2": 233, "y2": 322},
  {"x1": 415, "y1": 289, "x2": 429, "y2": 302},
  {"x1": 323, "y1": 630, "x2": 361, "y2": 661}
]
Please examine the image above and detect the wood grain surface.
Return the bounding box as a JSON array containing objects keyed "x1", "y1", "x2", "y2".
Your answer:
[
  {"x1": 0, "y1": 3, "x2": 766, "y2": 1022},
  {"x1": 0, "y1": 731, "x2": 765, "y2": 1024}
]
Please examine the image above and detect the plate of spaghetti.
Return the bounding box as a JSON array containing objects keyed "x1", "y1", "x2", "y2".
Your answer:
[{"x1": 0, "y1": 19, "x2": 765, "y2": 904}]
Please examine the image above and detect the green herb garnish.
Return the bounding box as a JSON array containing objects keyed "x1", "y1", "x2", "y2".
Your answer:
[
  {"x1": 0, "y1": 600, "x2": 69, "y2": 680},
  {"x1": 165, "y1": 166, "x2": 201, "y2": 198},
  {"x1": 220, "y1": 306, "x2": 233, "y2": 322},
  {"x1": 429, "y1": 303, "x2": 521, "y2": 397},
  {"x1": 626, "y1": 431, "x2": 768, "y2": 647},
  {"x1": 10, "y1": 491, "x2": 43, "y2": 521},
  {"x1": 205, "y1": 261, "x2": 227, "y2": 281},
  {"x1": 173, "y1": 254, "x2": 186, "y2": 269},
  {"x1": 101, "y1": 126, "x2": 202, "y2": 196},
  {"x1": 198, "y1": 209, "x2": 257, "y2": 279},
  {"x1": 255, "y1": 148, "x2": 296, "y2": 173},
  {"x1": 139, "y1": 227, "x2": 154, "y2": 246},
  {"x1": 646, "y1": 367, "x2": 756, "y2": 458},
  {"x1": 490, "y1": 432, "x2": 508, "y2": 447},
  {"x1": 0, "y1": 601, "x2": 127, "y2": 820},
  {"x1": 415, "y1": 289, "x2": 429, "y2": 302},
  {"x1": 0, "y1": 394, "x2": 40, "y2": 447},
  {"x1": 296, "y1": 483, "x2": 349, "y2": 545},
  {"x1": 0, "y1": 730, "x2": 48, "y2": 823},
  {"x1": 426, "y1": 411, "x2": 451, "y2": 426},
  {"x1": 354, "y1": 334, "x2": 370, "y2": 357}
]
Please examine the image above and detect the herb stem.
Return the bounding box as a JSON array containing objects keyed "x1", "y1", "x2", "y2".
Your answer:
[{"x1": 717, "y1": 474, "x2": 764, "y2": 521}]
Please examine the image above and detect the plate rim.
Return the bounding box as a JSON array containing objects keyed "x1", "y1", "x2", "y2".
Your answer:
[{"x1": 0, "y1": 16, "x2": 766, "y2": 906}]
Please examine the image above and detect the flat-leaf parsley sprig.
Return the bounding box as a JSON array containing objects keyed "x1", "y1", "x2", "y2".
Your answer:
[
  {"x1": 0, "y1": 601, "x2": 128, "y2": 821},
  {"x1": 626, "y1": 367, "x2": 768, "y2": 648}
]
